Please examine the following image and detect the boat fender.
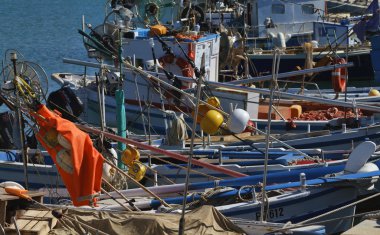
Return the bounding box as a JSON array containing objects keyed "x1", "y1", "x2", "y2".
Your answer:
[
  {"x1": 357, "y1": 162, "x2": 380, "y2": 190},
  {"x1": 207, "y1": 97, "x2": 221, "y2": 108},
  {"x1": 128, "y1": 160, "x2": 147, "y2": 182},
  {"x1": 369, "y1": 89, "x2": 380, "y2": 96},
  {"x1": 121, "y1": 145, "x2": 140, "y2": 167},
  {"x1": 331, "y1": 58, "x2": 347, "y2": 93},
  {"x1": 193, "y1": 97, "x2": 221, "y2": 123},
  {"x1": 226, "y1": 109, "x2": 250, "y2": 134},
  {"x1": 102, "y1": 162, "x2": 115, "y2": 183},
  {"x1": 0, "y1": 181, "x2": 25, "y2": 195},
  {"x1": 290, "y1": 105, "x2": 302, "y2": 118},
  {"x1": 200, "y1": 110, "x2": 224, "y2": 135}
]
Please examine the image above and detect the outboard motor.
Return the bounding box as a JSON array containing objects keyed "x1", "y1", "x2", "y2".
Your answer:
[{"x1": 47, "y1": 85, "x2": 84, "y2": 122}]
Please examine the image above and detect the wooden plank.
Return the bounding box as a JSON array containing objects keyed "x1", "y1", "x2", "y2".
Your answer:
[
  {"x1": 0, "y1": 191, "x2": 44, "y2": 202},
  {"x1": 19, "y1": 210, "x2": 50, "y2": 230},
  {"x1": 6, "y1": 209, "x2": 56, "y2": 235}
]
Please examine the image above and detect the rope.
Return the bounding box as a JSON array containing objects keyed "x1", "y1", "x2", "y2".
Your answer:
[
  {"x1": 274, "y1": 208, "x2": 380, "y2": 233},
  {"x1": 299, "y1": 191, "x2": 380, "y2": 225},
  {"x1": 165, "y1": 186, "x2": 229, "y2": 212}
]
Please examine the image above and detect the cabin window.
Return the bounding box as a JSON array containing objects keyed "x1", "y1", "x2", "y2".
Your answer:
[
  {"x1": 272, "y1": 4, "x2": 285, "y2": 14},
  {"x1": 302, "y1": 4, "x2": 315, "y2": 14}
]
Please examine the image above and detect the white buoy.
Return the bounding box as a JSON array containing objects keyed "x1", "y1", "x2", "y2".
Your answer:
[
  {"x1": 226, "y1": 109, "x2": 250, "y2": 134},
  {"x1": 102, "y1": 163, "x2": 114, "y2": 182},
  {"x1": 357, "y1": 163, "x2": 379, "y2": 190},
  {"x1": 357, "y1": 162, "x2": 379, "y2": 173}
]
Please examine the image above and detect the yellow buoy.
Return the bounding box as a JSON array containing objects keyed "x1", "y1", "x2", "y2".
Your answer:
[
  {"x1": 121, "y1": 146, "x2": 140, "y2": 167},
  {"x1": 128, "y1": 161, "x2": 147, "y2": 182},
  {"x1": 44, "y1": 129, "x2": 58, "y2": 147},
  {"x1": 200, "y1": 110, "x2": 224, "y2": 135},
  {"x1": 369, "y1": 89, "x2": 380, "y2": 97},
  {"x1": 207, "y1": 97, "x2": 221, "y2": 108},
  {"x1": 192, "y1": 104, "x2": 210, "y2": 123},
  {"x1": 290, "y1": 105, "x2": 302, "y2": 118}
]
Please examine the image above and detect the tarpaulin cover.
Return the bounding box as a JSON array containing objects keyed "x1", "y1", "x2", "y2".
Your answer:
[{"x1": 49, "y1": 206, "x2": 245, "y2": 235}]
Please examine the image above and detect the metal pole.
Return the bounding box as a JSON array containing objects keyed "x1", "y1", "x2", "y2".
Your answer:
[
  {"x1": 178, "y1": 60, "x2": 204, "y2": 235},
  {"x1": 11, "y1": 53, "x2": 28, "y2": 189},
  {"x1": 260, "y1": 49, "x2": 280, "y2": 222},
  {"x1": 116, "y1": 28, "x2": 126, "y2": 168}
]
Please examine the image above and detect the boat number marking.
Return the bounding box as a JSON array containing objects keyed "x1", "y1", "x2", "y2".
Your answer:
[{"x1": 255, "y1": 207, "x2": 284, "y2": 221}]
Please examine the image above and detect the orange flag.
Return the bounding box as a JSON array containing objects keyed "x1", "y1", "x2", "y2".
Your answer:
[{"x1": 32, "y1": 105, "x2": 104, "y2": 206}]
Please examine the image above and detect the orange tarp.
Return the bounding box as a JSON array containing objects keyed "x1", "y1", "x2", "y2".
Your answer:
[{"x1": 33, "y1": 105, "x2": 104, "y2": 206}]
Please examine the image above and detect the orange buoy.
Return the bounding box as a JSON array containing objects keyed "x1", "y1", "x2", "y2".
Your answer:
[
  {"x1": 5, "y1": 187, "x2": 31, "y2": 200},
  {"x1": 332, "y1": 58, "x2": 347, "y2": 93}
]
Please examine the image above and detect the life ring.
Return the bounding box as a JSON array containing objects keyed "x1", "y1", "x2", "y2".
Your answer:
[
  {"x1": 331, "y1": 58, "x2": 347, "y2": 93},
  {"x1": 159, "y1": 54, "x2": 194, "y2": 78}
]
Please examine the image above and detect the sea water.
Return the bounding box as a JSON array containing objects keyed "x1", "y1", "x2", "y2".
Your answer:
[{"x1": 0, "y1": 0, "x2": 104, "y2": 112}]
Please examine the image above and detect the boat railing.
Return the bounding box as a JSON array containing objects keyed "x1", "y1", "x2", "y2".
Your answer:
[
  {"x1": 276, "y1": 80, "x2": 323, "y2": 97},
  {"x1": 243, "y1": 21, "x2": 314, "y2": 40}
]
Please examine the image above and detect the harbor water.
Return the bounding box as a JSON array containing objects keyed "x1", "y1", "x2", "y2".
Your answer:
[{"x1": 0, "y1": 0, "x2": 104, "y2": 112}]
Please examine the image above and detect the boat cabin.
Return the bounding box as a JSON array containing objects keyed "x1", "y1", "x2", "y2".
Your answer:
[{"x1": 247, "y1": 0, "x2": 350, "y2": 48}]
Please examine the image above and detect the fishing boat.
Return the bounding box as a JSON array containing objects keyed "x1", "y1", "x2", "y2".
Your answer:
[
  {"x1": 47, "y1": 0, "x2": 380, "y2": 138},
  {"x1": 100, "y1": 141, "x2": 380, "y2": 234}
]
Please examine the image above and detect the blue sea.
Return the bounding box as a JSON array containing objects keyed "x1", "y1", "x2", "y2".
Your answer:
[{"x1": 0, "y1": 0, "x2": 104, "y2": 97}]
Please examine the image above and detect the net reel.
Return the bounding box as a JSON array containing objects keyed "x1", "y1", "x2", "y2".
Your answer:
[{"x1": 1, "y1": 49, "x2": 48, "y2": 107}]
